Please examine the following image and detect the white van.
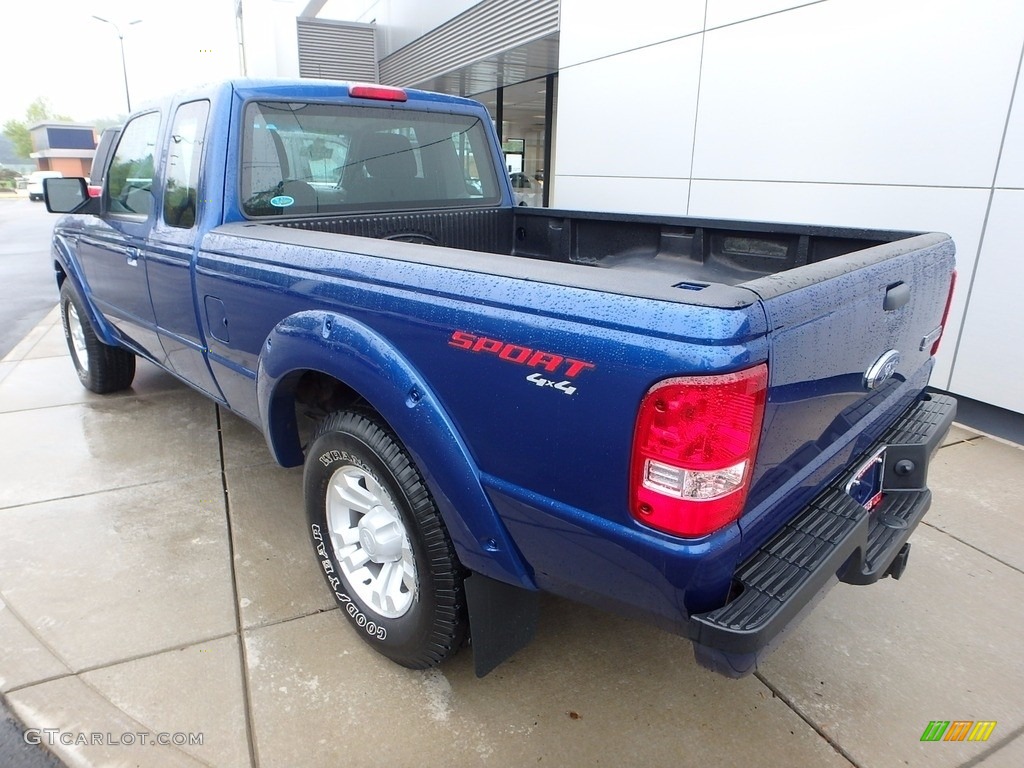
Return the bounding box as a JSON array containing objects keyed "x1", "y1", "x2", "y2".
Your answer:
[{"x1": 27, "y1": 171, "x2": 63, "y2": 202}]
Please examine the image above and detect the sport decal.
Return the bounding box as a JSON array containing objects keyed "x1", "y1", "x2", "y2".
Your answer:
[{"x1": 448, "y1": 330, "x2": 595, "y2": 395}]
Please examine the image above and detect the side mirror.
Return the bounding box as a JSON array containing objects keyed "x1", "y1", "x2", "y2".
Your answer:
[{"x1": 44, "y1": 177, "x2": 99, "y2": 214}]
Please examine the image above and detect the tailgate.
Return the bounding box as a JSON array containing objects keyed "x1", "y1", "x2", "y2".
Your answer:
[{"x1": 738, "y1": 233, "x2": 956, "y2": 554}]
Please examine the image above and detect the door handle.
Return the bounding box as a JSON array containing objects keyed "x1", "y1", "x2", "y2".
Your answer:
[{"x1": 126, "y1": 247, "x2": 140, "y2": 267}]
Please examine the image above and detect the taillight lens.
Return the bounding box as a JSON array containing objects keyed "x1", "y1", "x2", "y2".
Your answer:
[
  {"x1": 87, "y1": 185, "x2": 102, "y2": 198},
  {"x1": 630, "y1": 364, "x2": 768, "y2": 537},
  {"x1": 930, "y1": 270, "x2": 957, "y2": 356},
  {"x1": 349, "y1": 84, "x2": 408, "y2": 102}
]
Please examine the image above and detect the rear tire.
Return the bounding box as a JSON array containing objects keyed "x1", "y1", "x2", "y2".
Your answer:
[
  {"x1": 304, "y1": 410, "x2": 467, "y2": 668},
  {"x1": 60, "y1": 281, "x2": 136, "y2": 394}
]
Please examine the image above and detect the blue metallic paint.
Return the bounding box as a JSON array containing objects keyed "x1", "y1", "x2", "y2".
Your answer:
[
  {"x1": 52, "y1": 233, "x2": 117, "y2": 343},
  {"x1": 257, "y1": 309, "x2": 535, "y2": 589},
  {"x1": 190, "y1": 227, "x2": 771, "y2": 617}
]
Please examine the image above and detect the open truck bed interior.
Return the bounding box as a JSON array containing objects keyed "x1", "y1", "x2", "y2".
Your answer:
[{"x1": 265, "y1": 206, "x2": 917, "y2": 289}]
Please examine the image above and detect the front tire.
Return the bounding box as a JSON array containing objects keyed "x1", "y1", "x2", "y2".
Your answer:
[
  {"x1": 60, "y1": 281, "x2": 136, "y2": 393},
  {"x1": 304, "y1": 410, "x2": 467, "y2": 668}
]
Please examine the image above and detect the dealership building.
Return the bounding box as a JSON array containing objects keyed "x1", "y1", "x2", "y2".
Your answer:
[{"x1": 238, "y1": 0, "x2": 1024, "y2": 420}]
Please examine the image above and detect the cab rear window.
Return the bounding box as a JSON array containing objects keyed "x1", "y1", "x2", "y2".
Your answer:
[{"x1": 240, "y1": 101, "x2": 500, "y2": 217}]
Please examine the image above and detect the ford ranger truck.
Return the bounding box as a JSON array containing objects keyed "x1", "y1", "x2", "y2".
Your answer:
[{"x1": 42, "y1": 79, "x2": 957, "y2": 678}]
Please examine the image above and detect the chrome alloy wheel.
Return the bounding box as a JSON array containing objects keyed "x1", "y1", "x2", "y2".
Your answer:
[
  {"x1": 326, "y1": 464, "x2": 417, "y2": 619},
  {"x1": 66, "y1": 302, "x2": 89, "y2": 373}
]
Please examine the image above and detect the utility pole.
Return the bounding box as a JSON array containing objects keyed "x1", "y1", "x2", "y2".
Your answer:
[{"x1": 92, "y1": 16, "x2": 143, "y2": 113}]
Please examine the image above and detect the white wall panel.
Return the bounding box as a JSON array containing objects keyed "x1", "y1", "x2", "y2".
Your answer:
[
  {"x1": 705, "y1": 0, "x2": 817, "y2": 30},
  {"x1": 319, "y1": 0, "x2": 383, "y2": 24},
  {"x1": 688, "y1": 179, "x2": 991, "y2": 387},
  {"x1": 949, "y1": 190, "x2": 1024, "y2": 413},
  {"x1": 552, "y1": 176, "x2": 690, "y2": 215},
  {"x1": 554, "y1": 36, "x2": 702, "y2": 179},
  {"x1": 996, "y1": 58, "x2": 1024, "y2": 190},
  {"x1": 559, "y1": 0, "x2": 704, "y2": 68},
  {"x1": 242, "y1": 0, "x2": 301, "y2": 77},
  {"x1": 693, "y1": 0, "x2": 1024, "y2": 188}
]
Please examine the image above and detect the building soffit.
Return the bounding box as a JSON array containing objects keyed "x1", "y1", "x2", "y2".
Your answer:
[{"x1": 379, "y1": 0, "x2": 559, "y2": 93}]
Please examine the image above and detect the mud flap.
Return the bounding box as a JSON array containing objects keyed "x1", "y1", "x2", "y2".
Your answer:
[{"x1": 465, "y1": 572, "x2": 539, "y2": 677}]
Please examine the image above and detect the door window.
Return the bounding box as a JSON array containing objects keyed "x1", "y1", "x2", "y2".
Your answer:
[
  {"x1": 107, "y1": 112, "x2": 161, "y2": 218},
  {"x1": 163, "y1": 100, "x2": 210, "y2": 229}
]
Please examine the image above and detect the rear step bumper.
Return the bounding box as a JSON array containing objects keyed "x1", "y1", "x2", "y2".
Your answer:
[{"x1": 688, "y1": 393, "x2": 957, "y2": 677}]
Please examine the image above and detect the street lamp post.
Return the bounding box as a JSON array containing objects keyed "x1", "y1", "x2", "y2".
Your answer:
[{"x1": 92, "y1": 16, "x2": 142, "y2": 113}]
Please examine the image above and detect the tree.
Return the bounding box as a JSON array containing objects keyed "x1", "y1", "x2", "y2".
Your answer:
[
  {"x1": 1, "y1": 120, "x2": 31, "y2": 160},
  {"x1": 0, "y1": 167, "x2": 20, "y2": 190},
  {"x1": 2, "y1": 98, "x2": 74, "y2": 159}
]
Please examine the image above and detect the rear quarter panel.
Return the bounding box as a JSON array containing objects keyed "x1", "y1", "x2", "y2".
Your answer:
[{"x1": 196, "y1": 227, "x2": 770, "y2": 624}]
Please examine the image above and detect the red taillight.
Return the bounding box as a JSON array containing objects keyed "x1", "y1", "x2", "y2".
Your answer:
[
  {"x1": 87, "y1": 185, "x2": 102, "y2": 198},
  {"x1": 630, "y1": 364, "x2": 768, "y2": 538},
  {"x1": 930, "y1": 270, "x2": 957, "y2": 356},
  {"x1": 349, "y1": 84, "x2": 408, "y2": 102}
]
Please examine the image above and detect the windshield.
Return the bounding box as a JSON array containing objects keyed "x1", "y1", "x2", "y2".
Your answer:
[{"x1": 240, "y1": 100, "x2": 501, "y2": 217}]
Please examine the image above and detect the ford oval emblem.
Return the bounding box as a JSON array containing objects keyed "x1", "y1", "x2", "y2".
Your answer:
[
  {"x1": 864, "y1": 350, "x2": 901, "y2": 390},
  {"x1": 270, "y1": 195, "x2": 295, "y2": 208}
]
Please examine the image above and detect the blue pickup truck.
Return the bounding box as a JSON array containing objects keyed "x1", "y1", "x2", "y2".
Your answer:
[{"x1": 44, "y1": 79, "x2": 957, "y2": 678}]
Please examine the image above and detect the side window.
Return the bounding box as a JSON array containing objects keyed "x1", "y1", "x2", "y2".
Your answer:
[
  {"x1": 453, "y1": 130, "x2": 485, "y2": 198},
  {"x1": 107, "y1": 112, "x2": 160, "y2": 218},
  {"x1": 163, "y1": 100, "x2": 210, "y2": 228}
]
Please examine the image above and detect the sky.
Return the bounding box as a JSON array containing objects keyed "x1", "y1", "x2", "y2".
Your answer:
[{"x1": 1, "y1": 0, "x2": 242, "y2": 127}]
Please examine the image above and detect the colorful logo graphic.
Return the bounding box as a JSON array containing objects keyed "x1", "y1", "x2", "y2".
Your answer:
[{"x1": 920, "y1": 721, "x2": 997, "y2": 742}]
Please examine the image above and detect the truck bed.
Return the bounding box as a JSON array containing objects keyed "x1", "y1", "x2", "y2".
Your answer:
[
  {"x1": 265, "y1": 205, "x2": 917, "y2": 294},
  {"x1": 203, "y1": 206, "x2": 954, "y2": 628}
]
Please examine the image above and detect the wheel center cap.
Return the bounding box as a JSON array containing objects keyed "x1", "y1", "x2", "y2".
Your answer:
[{"x1": 357, "y1": 506, "x2": 403, "y2": 563}]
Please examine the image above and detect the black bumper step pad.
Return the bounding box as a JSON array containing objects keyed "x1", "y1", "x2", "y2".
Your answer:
[{"x1": 689, "y1": 393, "x2": 956, "y2": 655}]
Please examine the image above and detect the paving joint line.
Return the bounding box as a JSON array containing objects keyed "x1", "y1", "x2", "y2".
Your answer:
[
  {"x1": 958, "y1": 722, "x2": 1024, "y2": 767},
  {"x1": 0, "y1": 472, "x2": 223, "y2": 514},
  {"x1": 919, "y1": 521, "x2": 1023, "y2": 577},
  {"x1": 242, "y1": 606, "x2": 340, "y2": 635},
  {"x1": 0, "y1": 386, "x2": 194, "y2": 418},
  {"x1": 754, "y1": 671, "x2": 862, "y2": 768},
  {"x1": 61, "y1": 674, "x2": 216, "y2": 767},
  {"x1": 1, "y1": 630, "x2": 240, "y2": 696},
  {"x1": 217, "y1": 403, "x2": 260, "y2": 768},
  {"x1": 0, "y1": 592, "x2": 75, "y2": 684}
]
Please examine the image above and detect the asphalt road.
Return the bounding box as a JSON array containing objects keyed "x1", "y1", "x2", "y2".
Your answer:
[
  {"x1": 0, "y1": 709, "x2": 61, "y2": 768},
  {"x1": 0, "y1": 195, "x2": 61, "y2": 359},
  {"x1": 0, "y1": 194, "x2": 66, "y2": 767}
]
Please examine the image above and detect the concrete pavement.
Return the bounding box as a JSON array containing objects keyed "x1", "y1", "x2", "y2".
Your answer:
[{"x1": 0, "y1": 308, "x2": 1021, "y2": 767}]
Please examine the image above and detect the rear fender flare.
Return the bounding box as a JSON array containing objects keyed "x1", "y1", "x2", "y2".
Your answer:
[{"x1": 257, "y1": 310, "x2": 535, "y2": 590}]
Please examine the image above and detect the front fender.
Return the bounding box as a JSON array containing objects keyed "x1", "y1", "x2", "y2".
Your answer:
[
  {"x1": 257, "y1": 310, "x2": 535, "y2": 590},
  {"x1": 52, "y1": 229, "x2": 120, "y2": 347}
]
